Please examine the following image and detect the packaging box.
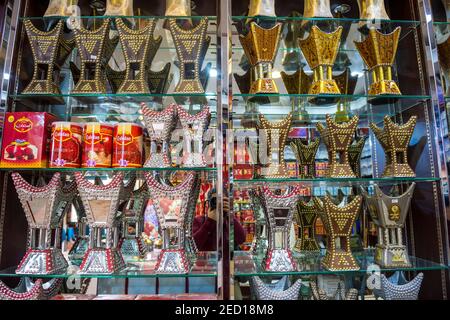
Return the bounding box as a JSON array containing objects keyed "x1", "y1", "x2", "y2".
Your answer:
[{"x1": 0, "y1": 112, "x2": 57, "y2": 168}]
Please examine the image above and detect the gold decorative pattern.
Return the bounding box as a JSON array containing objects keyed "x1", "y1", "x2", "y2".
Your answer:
[
  {"x1": 354, "y1": 27, "x2": 402, "y2": 96},
  {"x1": 357, "y1": 0, "x2": 390, "y2": 27},
  {"x1": 116, "y1": 18, "x2": 162, "y2": 94},
  {"x1": 239, "y1": 22, "x2": 282, "y2": 95},
  {"x1": 258, "y1": 113, "x2": 293, "y2": 178},
  {"x1": 72, "y1": 19, "x2": 119, "y2": 94},
  {"x1": 299, "y1": 26, "x2": 343, "y2": 97},
  {"x1": 290, "y1": 138, "x2": 320, "y2": 178},
  {"x1": 165, "y1": 0, "x2": 192, "y2": 16},
  {"x1": 248, "y1": 0, "x2": 276, "y2": 17},
  {"x1": 317, "y1": 114, "x2": 359, "y2": 178},
  {"x1": 314, "y1": 195, "x2": 362, "y2": 271},
  {"x1": 294, "y1": 199, "x2": 320, "y2": 252},
  {"x1": 370, "y1": 115, "x2": 417, "y2": 177},
  {"x1": 22, "y1": 20, "x2": 75, "y2": 102},
  {"x1": 44, "y1": 0, "x2": 78, "y2": 17},
  {"x1": 348, "y1": 136, "x2": 367, "y2": 178},
  {"x1": 168, "y1": 18, "x2": 210, "y2": 93}
]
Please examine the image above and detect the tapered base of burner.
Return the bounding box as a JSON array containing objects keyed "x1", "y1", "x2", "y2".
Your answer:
[
  {"x1": 16, "y1": 248, "x2": 68, "y2": 275},
  {"x1": 78, "y1": 248, "x2": 126, "y2": 274},
  {"x1": 263, "y1": 249, "x2": 296, "y2": 272},
  {"x1": 155, "y1": 249, "x2": 191, "y2": 274}
]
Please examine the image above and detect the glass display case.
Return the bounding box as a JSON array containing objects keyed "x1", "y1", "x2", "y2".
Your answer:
[
  {"x1": 228, "y1": 0, "x2": 449, "y2": 300},
  {"x1": 0, "y1": 0, "x2": 449, "y2": 301}
]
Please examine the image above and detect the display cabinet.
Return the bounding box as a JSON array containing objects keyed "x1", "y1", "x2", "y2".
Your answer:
[
  {"x1": 0, "y1": 0, "x2": 224, "y2": 300},
  {"x1": 227, "y1": 0, "x2": 450, "y2": 300},
  {"x1": 0, "y1": 0, "x2": 449, "y2": 301}
]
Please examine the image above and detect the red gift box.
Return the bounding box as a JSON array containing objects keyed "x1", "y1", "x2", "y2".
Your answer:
[{"x1": 0, "y1": 112, "x2": 57, "y2": 168}]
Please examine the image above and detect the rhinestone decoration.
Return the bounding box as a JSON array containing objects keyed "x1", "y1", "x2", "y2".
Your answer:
[
  {"x1": 24, "y1": 277, "x2": 63, "y2": 299},
  {"x1": 317, "y1": 114, "x2": 359, "y2": 178},
  {"x1": 380, "y1": 272, "x2": 424, "y2": 300},
  {"x1": 251, "y1": 276, "x2": 302, "y2": 300},
  {"x1": 176, "y1": 105, "x2": 211, "y2": 167},
  {"x1": 348, "y1": 136, "x2": 367, "y2": 178},
  {"x1": 144, "y1": 172, "x2": 198, "y2": 273},
  {"x1": 370, "y1": 115, "x2": 417, "y2": 178},
  {"x1": 0, "y1": 278, "x2": 44, "y2": 300},
  {"x1": 119, "y1": 183, "x2": 149, "y2": 259},
  {"x1": 141, "y1": 103, "x2": 177, "y2": 168},
  {"x1": 12, "y1": 172, "x2": 75, "y2": 275},
  {"x1": 258, "y1": 113, "x2": 293, "y2": 178},
  {"x1": 354, "y1": 27, "x2": 402, "y2": 97},
  {"x1": 22, "y1": 20, "x2": 75, "y2": 103},
  {"x1": 310, "y1": 280, "x2": 359, "y2": 300},
  {"x1": 294, "y1": 199, "x2": 320, "y2": 253},
  {"x1": 249, "y1": 189, "x2": 268, "y2": 255},
  {"x1": 290, "y1": 138, "x2": 320, "y2": 178},
  {"x1": 314, "y1": 194, "x2": 362, "y2": 271},
  {"x1": 72, "y1": 18, "x2": 118, "y2": 94},
  {"x1": 68, "y1": 195, "x2": 89, "y2": 263},
  {"x1": 184, "y1": 174, "x2": 201, "y2": 259},
  {"x1": 361, "y1": 183, "x2": 415, "y2": 267},
  {"x1": 259, "y1": 185, "x2": 301, "y2": 271},
  {"x1": 74, "y1": 172, "x2": 126, "y2": 274},
  {"x1": 299, "y1": 26, "x2": 343, "y2": 98},
  {"x1": 116, "y1": 18, "x2": 163, "y2": 94},
  {"x1": 239, "y1": 22, "x2": 282, "y2": 96},
  {"x1": 168, "y1": 18, "x2": 210, "y2": 93}
]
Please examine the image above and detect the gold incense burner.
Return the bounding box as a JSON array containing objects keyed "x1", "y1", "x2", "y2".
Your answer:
[
  {"x1": 354, "y1": 27, "x2": 402, "y2": 103},
  {"x1": 317, "y1": 114, "x2": 359, "y2": 178},
  {"x1": 299, "y1": 26, "x2": 343, "y2": 102},
  {"x1": 370, "y1": 116, "x2": 417, "y2": 178}
]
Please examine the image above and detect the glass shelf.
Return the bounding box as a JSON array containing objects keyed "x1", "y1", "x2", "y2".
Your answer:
[
  {"x1": 233, "y1": 93, "x2": 430, "y2": 101},
  {"x1": 233, "y1": 250, "x2": 447, "y2": 277},
  {"x1": 231, "y1": 94, "x2": 428, "y2": 127},
  {"x1": 0, "y1": 252, "x2": 217, "y2": 279},
  {"x1": 233, "y1": 177, "x2": 440, "y2": 186},
  {"x1": 20, "y1": 15, "x2": 218, "y2": 21},
  {"x1": 232, "y1": 16, "x2": 420, "y2": 25},
  {"x1": 11, "y1": 93, "x2": 217, "y2": 105},
  {"x1": 0, "y1": 167, "x2": 217, "y2": 172}
]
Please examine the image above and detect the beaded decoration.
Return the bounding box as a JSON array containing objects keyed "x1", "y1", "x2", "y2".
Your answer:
[
  {"x1": 168, "y1": 18, "x2": 210, "y2": 93},
  {"x1": 294, "y1": 199, "x2": 320, "y2": 252},
  {"x1": 299, "y1": 26, "x2": 343, "y2": 97},
  {"x1": 72, "y1": 18, "x2": 118, "y2": 94},
  {"x1": 115, "y1": 18, "x2": 162, "y2": 94},
  {"x1": 239, "y1": 22, "x2": 282, "y2": 96},
  {"x1": 370, "y1": 115, "x2": 417, "y2": 178},
  {"x1": 11, "y1": 172, "x2": 75, "y2": 275},
  {"x1": 354, "y1": 27, "x2": 402, "y2": 97},
  {"x1": 361, "y1": 183, "x2": 415, "y2": 267},
  {"x1": 141, "y1": 103, "x2": 177, "y2": 168},
  {"x1": 314, "y1": 194, "x2": 362, "y2": 271},
  {"x1": 310, "y1": 280, "x2": 359, "y2": 300},
  {"x1": 22, "y1": 20, "x2": 75, "y2": 103},
  {"x1": 381, "y1": 272, "x2": 424, "y2": 300},
  {"x1": 317, "y1": 114, "x2": 359, "y2": 178},
  {"x1": 258, "y1": 113, "x2": 293, "y2": 178},
  {"x1": 251, "y1": 276, "x2": 302, "y2": 300},
  {"x1": 259, "y1": 184, "x2": 301, "y2": 272},
  {"x1": 348, "y1": 136, "x2": 367, "y2": 178},
  {"x1": 176, "y1": 105, "x2": 211, "y2": 167},
  {"x1": 144, "y1": 172, "x2": 198, "y2": 273},
  {"x1": 74, "y1": 172, "x2": 126, "y2": 274},
  {"x1": 290, "y1": 138, "x2": 320, "y2": 179},
  {"x1": 119, "y1": 183, "x2": 149, "y2": 259},
  {"x1": 0, "y1": 278, "x2": 44, "y2": 300}
]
